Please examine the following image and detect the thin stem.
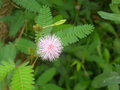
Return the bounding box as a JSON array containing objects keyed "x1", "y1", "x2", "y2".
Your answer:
[
  {"x1": 18, "y1": 54, "x2": 36, "y2": 67},
  {"x1": 10, "y1": 2, "x2": 21, "y2": 9},
  {"x1": 18, "y1": 21, "x2": 27, "y2": 39},
  {"x1": 82, "y1": 64, "x2": 89, "y2": 78},
  {"x1": 32, "y1": 57, "x2": 38, "y2": 67},
  {"x1": 81, "y1": 58, "x2": 89, "y2": 78}
]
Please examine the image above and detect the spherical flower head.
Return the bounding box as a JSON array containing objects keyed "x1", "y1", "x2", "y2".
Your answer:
[{"x1": 37, "y1": 34, "x2": 63, "y2": 61}]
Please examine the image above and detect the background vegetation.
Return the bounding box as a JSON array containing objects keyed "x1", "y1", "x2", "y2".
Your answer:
[{"x1": 0, "y1": 0, "x2": 120, "y2": 90}]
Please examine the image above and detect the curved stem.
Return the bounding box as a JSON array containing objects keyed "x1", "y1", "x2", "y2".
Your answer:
[
  {"x1": 32, "y1": 57, "x2": 38, "y2": 67},
  {"x1": 17, "y1": 54, "x2": 36, "y2": 67}
]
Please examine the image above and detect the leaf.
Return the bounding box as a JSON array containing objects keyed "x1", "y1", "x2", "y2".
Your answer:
[
  {"x1": 0, "y1": 43, "x2": 16, "y2": 61},
  {"x1": 56, "y1": 24, "x2": 94, "y2": 46},
  {"x1": 10, "y1": 65, "x2": 34, "y2": 90},
  {"x1": 74, "y1": 82, "x2": 89, "y2": 90},
  {"x1": 15, "y1": 38, "x2": 35, "y2": 54},
  {"x1": 37, "y1": 0, "x2": 52, "y2": 7},
  {"x1": 113, "y1": 39, "x2": 120, "y2": 54},
  {"x1": 50, "y1": 0, "x2": 63, "y2": 6},
  {"x1": 110, "y1": 4, "x2": 120, "y2": 13},
  {"x1": 13, "y1": 0, "x2": 41, "y2": 12},
  {"x1": 9, "y1": 11, "x2": 25, "y2": 37},
  {"x1": 41, "y1": 84, "x2": 63, "y2": 90},
  {"x1": 98, "y1": 11, "x2": 120, "y2": 22},
  {"x1": 0, "y1": 61, "x2": 15, "y2": 81},
  {"x1": 103, "y1": 48, "x2": 110, "y2": 63},
  {"x1": 51, "y1": 19, "x2": 66, "y2": 26},
  {"x1": 35, "y1": 6, "x2": 53, "y2": 40},
  {"x1": 36, "y1": 68, "x2": 56, "y2": 85},
  {"x1": 115, "y1": 64, "x2": 120, "y2": 75},
  {"x1": 112, "y1": 0, "x2": 120, "y2": 4},
  {"x1": 53, "y1": 15, "x2": 63, "y2": 22},
  {"x1": 92, "y1": 71, "x2": 120, "y2": 88},
  {"x1": 71, "y1": 60, "x2": 81, "y2": 71},
  {"x1": 0, "y1": 11, "x2": 25, "y2": 37},
  {"x1": 98, "y1": 22, "x2": 117, "y2": 37},
  {"x1": 108, "y1": 84, "x2": 119, "y2": 90}
]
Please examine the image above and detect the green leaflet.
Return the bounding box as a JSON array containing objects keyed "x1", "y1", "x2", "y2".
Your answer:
[
  {"x1": 0, "y1": 61, "x2": 15, "y2": 81},
  {"x1": 36, "y1": 68, "x2": 56, "y2": 86},
  {"x1": 108, "y1": 85, "x2": 119, "y2": 90},
  {"x1": 0, "y1": 43, "x2": 16, "y2": 61},
  {"x1": 10, "y1": 65, "x2": 34, "y2": 90},
  {"x1": 112, "y1": 0, "x2": 120, "y2": 4},
  {"x1": 92, "y1": 71, "x2": 120, "y2": 88},
  {"x1": 35, "y1": 6, "x2": 53, "y2": 42},
  {"x1": 40, "y1": 84, "x2": 63, "y2": 90},
  {"x1": 13, "y1": 0, "x2": 41, "y2": 12},
  {"x1": 113, "y1": 39, "x2": 120, "y2": 55},
  {"x1": 15, "y1": 38, "x2": 35, "y2": 55},
  {"x1": 36, "y1": 6, "x2": 53, "y2": 27},
  {"x1": 0, "y1": 11, "x2": 25, "y2": 37},
  {"x1": 9, "y1": 11, "x2": 25, "y2": 37},
  {"x1": 50, "y1": 0, "x2": 64, "y2": 6},
  {"x1": 98, "y1": 11, "x2": 120, "y2": 22},
  {"x1": 110, "y1": 3, "x2": 120, "y2": 13},
  {"x1": 56, "y1": 24, "x2": 94, "y2": 46}
]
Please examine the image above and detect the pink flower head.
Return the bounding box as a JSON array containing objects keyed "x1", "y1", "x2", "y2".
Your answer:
[{"x1": 37, "y1": 34, "x2": 63, "y2": 61}]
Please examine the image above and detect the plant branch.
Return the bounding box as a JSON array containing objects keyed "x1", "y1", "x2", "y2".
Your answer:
[
  {"x1": 17, "y1": 54, "x2": 36, "y2": 68},
  {"x1": 18, "y1": 21, "x2": 27, "y2": 39},
  {"x1": 32, "y1": 57, "x2": 38, "y2": 67}
]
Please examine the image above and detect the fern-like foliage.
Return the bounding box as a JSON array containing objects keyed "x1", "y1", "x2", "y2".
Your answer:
[
  {"x1": 0, "y1": 61, "x2": 15, "y2": 81},
  {"x1": 10, "y1": 64, "x2": 34, "y2": 90},
  {"x1": 56, "y1": 24, "x2": 94, "y2": 46},
  {"x1": 35, "y1": 6, "x2": 53, "y2": 42},
  {"x1": 12, "y1": 0, "x2": 41, "y2": 12}
]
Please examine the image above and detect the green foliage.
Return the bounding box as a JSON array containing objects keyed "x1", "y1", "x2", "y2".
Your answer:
[
  {"x1": 78, "y1": 0, "x2": 100, "y2": 23},
  {"x1": 98, "y1": 22, "x2": 117, "y2": 37},
  {"x1": 0, "y1": 61, "x2": 15, "y2": 81},
  {"x1": 40, "y1": 84, "x2": 63, "y2": 90},
  {"x1": 74, "y1": 82, "x2": 89, "y2": 90},
  {"x1": 98, "y1": 11, "x2": 120, "y2": 22},
  {"x1": 15, "y1": 38, "x2": 35, "y2": 54},
  {"x1": 0, "y1": 11, "x2": 25, "y2": 37},
  {"x1": 114, "y1": 39, "x2": 120, "y2": 54},
  {"x1": 0, "y1": 81, "x2": 5, "y2": 90},
  {"x1": 50, "y1": 0, "x2": 63, "y2": 6},
  {"x1": 10, "y1": 65, "x2": 34, "y2": 90},
  {"x1": 9, "y1": 11, "x2": 25, "y2": 37},
  {"x1": 56, "y1": 24, "x2": 94, "y2": 46},
  {"x1": 0, "y1": 0, "x2": 2, "y2": 8},
  {"x1": 108, "y1": 85, "x2": 119, "y2": 90},
  {"x1": 103, "y1": 48, "x2": 110, "y2": 62},
  {"x1": 92, "y1": 71, "x2": 120, "y2": 88},
  {"x1": 36, "y1": 68, "x2": 56, "y2": 85},
  {"x1": 35, "y1": 67, "x2": 64, "y2": 90},
  {"x1": 110, "y1": 0, "x2": 120, "y2": 13},
  {"x1": 98, "y1": 0, "x2": 120, "y2": 24},
  {"x1": 0, "y1": 43, "x2": 16, "y2": 61},
  {"x1": 13, "y1": 0, "x2": 41, "y2": 12},
  {"x1": 71, "y1": 60, "x2": 82, "y2": 71},
  {"x1": 112, "y1": 0, "x2": 120, "y2": 4},
  {"x1": 35, "y1": 6, "x2": 53, "y2": 42},
  {"x1": 36, "y1": 6, "x2": 52, "y2": 27}
]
